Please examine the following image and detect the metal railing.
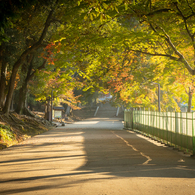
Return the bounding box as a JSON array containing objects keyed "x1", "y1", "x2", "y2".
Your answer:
[{"x1": 124, "y1": 109, "x2": 195, "y2": 155}]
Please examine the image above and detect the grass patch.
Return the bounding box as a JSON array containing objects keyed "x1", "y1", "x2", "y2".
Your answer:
[{"x1": 0, "y1": 124, "x2": 16, "y2": 147}]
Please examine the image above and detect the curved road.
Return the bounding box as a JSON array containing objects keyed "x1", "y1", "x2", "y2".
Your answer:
[{"x1": 0, "y1": 118, "x2": 195, "y2": 195}]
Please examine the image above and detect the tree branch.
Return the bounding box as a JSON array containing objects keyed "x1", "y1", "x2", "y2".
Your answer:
[
  {"x1": 12, "y1": 0, "x2": 59, "y2": 71},
  {"x1": 174, "y1": 2, "x2": 194, "y2": 42},
  {"x1": 130, "y1": 49, "x2": 179, "y2": 60},
  {"x1": 186, "y1": 0, "x2": 195, "y2": 14},
  {"x1": 159, "y1": 27, "x2": 195, "y2": 75},
  {"x1": 26, "y1": 54, "x2": 35, "y2": 80},
  {"x1": 28, "y1": 60, "x2": 47, "y2": 81},
  {"x1": 37, "y1": 1, "x2": 59, "y2": 45},
  {"x1": 146, "y1": 9, "x2": 172, "y2": 17}
]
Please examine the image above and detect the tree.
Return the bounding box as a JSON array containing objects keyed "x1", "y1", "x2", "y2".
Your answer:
[
  {"x1": 2, "y1": 1, "x2": 59, "y2": 114},
  {"x1": 15, "y1": 54, "x2": 47, "y2": 115}
]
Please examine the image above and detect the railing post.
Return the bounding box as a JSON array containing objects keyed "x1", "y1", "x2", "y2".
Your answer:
[
  {"x1": 186, "y1": 112, "x2": 188, "y2": 152},
  {"x1": 148, "y1": 107, "x2": 150, "y2": 136},
  {"x1": 158, "y1": 110, "x2": 160, "y2": 140},
  {"x1": 152, "y1": 108, "x2": 155, "y2": 139},
  {"x1": 180, "y1": 112, "x2": 182, "y2": 151},
  {"x1": 124, "y1": 109, "x2": 126, "y2": 127},
  {"x1": 143, "y1": 107, "x2": 145, "y2": 133},
  {"x1": 130, "y1": 107, "x2": 133, "y2": 129},
  {"x1": 162, "y1": 111, "x2": 164, "y2": 143},
  {"x1": 132, "y1": 107, "x2": 134, "y2": 130},
  {"x1": 175, "y1": 111, "x2": 178, "y2": 148},
  {"x1": 192, "y1": 112, "x2": 195, "y2": 155},
  {"x1": 139, "y1": 108, "x2": 140, "y2": 130},
  {"x1": 166, "y1": 110, "x2": 168, "y2": 145},
  {"x1": 170, "y1": 111, "x2": 172, "y2": 146}
]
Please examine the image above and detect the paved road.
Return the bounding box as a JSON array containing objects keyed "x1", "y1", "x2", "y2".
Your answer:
[{"x1": 0, "y1": 118, "x2": 195, "y2": 195}]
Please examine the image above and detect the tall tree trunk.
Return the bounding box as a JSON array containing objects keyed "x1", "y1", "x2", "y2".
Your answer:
[
  {"x1": 0, "y1": 46, "x2": 7, "y2": 109},
  {"x1": 0, "y1": 61, "x2": 7, "y2": 109},
  {"x1": 187, "y1": 87, "x2": 192, "y2": 112},
  {"x1": 15, "y1": 56, "x2": 47, "y2": 115},
  {"x1": 3, "y1": 64, "x2": 20, "y2": 114},
  {"x1": 15, "y1": 54, "x2": 34, "y2": 114},
  {"x1": 15, "y1": 83, "x2": 28, "y2": 115}
]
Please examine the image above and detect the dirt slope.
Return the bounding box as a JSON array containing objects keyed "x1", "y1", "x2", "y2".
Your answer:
[{"x1": 0, "y1": 112, "x2": 52, "y2": 149}]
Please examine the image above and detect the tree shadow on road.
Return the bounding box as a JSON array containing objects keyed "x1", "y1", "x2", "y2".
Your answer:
[{"x1": 76, "y1": 129, "x2": 195, "y2": 178}]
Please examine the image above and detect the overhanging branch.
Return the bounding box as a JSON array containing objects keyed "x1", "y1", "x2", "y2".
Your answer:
[
  {"x1": 159, "y1": 27, "x2": 195, "y2": 75},
  {"x1": 130, "y1": 48, "x2": 195, "y2": 75},
  {"x1": 130, "y1": 49, "x2": 179, "y2": 60}
]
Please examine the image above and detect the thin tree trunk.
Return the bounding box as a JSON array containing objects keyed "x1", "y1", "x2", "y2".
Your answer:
[
  {"x1": 15, "y1": 83, "x2": 28, "y2": 115},
  {"x1": 187, "y1": 87, "x2": 192, "y2": 112},
  {"x1": 45, "y1": 103, "x2": 48, "y2": 119},
  {"x1": 3, "y1": 65, "x2": 19, "y2": 114},
  {"x1": 0, "y1": 45, "x2": 7, "y2": 109},
  {"x1": 0, "y1": 61, "x2": 7, "y2": 108},
  {"x1": 15, "y1": 55, "x2": 34, "y2": 114}
]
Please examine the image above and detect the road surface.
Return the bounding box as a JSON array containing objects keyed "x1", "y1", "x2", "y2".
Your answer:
[{"x1": 0, "y1": 118, "x2": 195, "y2": 195}]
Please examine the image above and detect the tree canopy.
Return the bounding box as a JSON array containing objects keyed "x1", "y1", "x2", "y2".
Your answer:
[{"x1": 1, "y1": 0, "x2": 195, "y2": 115}]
